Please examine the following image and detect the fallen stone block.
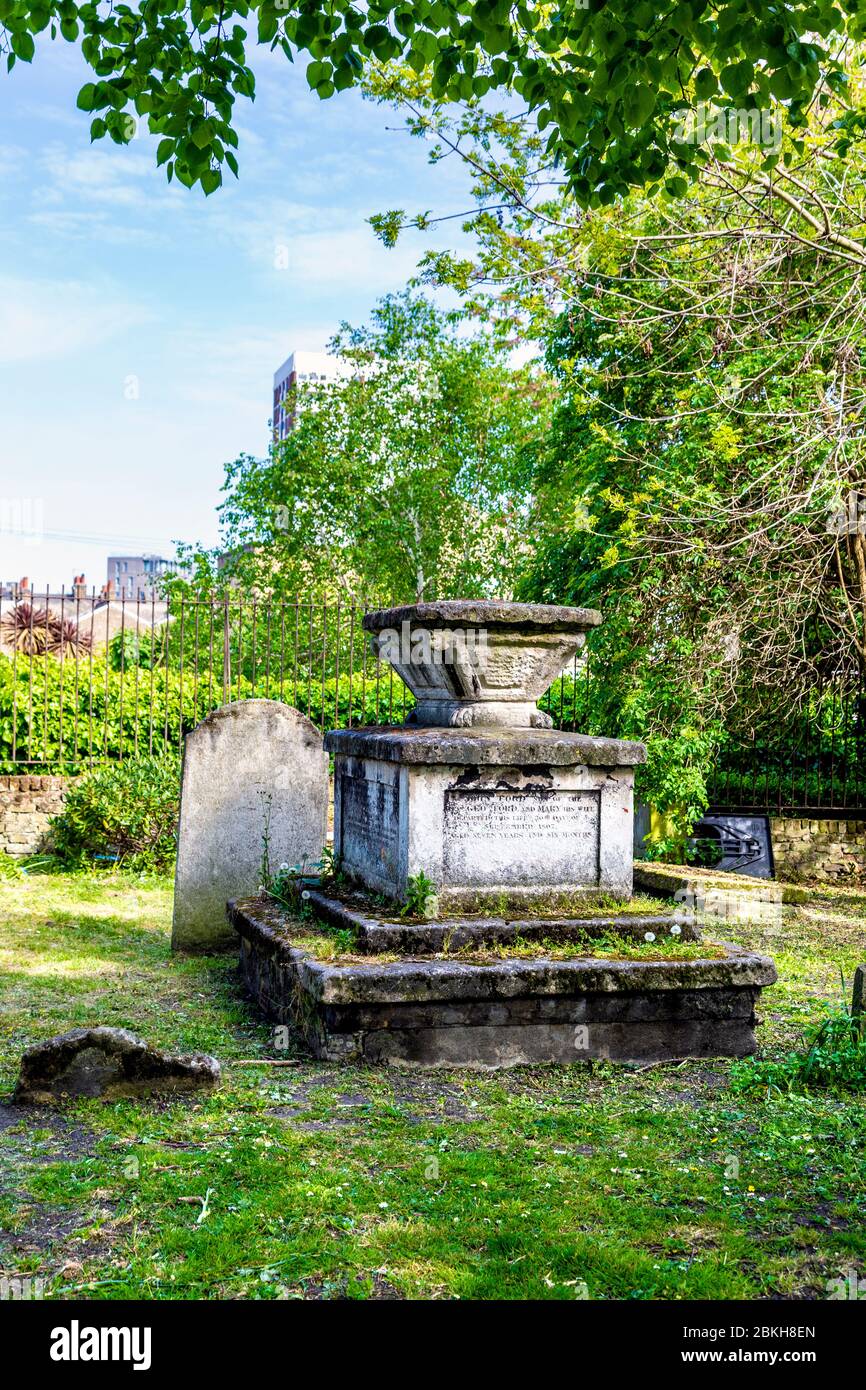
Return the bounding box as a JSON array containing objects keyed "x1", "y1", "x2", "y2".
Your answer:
[{"x1": 14, "y1": 1027, "x2": 220, "y2": 1103}]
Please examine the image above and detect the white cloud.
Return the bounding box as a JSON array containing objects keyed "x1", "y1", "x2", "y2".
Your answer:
[
  {"x1": 36, "y1": 140, "x2": 155, "y2": 209},
  {"x1": 27, "y1": 208, "x2": 162, "y2": 245},
  {"x1": 0, "y1": 143, "x2": 26, "y2": 177},
  {"x1": 0, "y1": 275, "x2": 151, "y2": 365},
  {"x1": 204, "y1": 192, "x2": 426, "y2": 293}
]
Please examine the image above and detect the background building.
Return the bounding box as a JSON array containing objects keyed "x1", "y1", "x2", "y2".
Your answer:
[
  {"x1": 0, "y1": 572, "x2": 171, "y2": 654},
  {"x1": 106, "y1": 554, "x2": 185, "y2": 601},
  {"x1": 272, "y1": 350, "x2": 345, "y2": 441},
  {"x1": 1, "y1": 574, "x2": 89, "y2": 608}
]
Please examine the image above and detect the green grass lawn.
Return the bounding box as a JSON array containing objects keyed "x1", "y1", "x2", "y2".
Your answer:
[{"x1": 0, "y1": 870, "x2": 864, "y2": 1300}]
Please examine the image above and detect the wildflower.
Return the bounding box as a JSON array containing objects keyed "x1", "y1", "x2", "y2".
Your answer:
[{"x1": 644, "y1": 931, "x2": 656, "y2": 943}]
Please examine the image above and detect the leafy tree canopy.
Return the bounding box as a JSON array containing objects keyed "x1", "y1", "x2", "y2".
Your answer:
[
  {"x1": 186, "y1": 292, "x2": 551, "y2": 601},
  {"x1": 526, "y1": 106, "x2": 866, "y2": 820},
  {"x1": 364, "y1": 63, "x2": 866, "y2": 821},
  {"x1": 3, "y1": 0, "x2": 865, "y2": 197}
]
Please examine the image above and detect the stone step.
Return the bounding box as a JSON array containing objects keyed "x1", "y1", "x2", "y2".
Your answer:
[
  {"x1": 306, "y1": 887, "x2": 700, "y2": 954},
  {"x1": 228, "y1": 896, "x2": 777, "y2": 1069}
]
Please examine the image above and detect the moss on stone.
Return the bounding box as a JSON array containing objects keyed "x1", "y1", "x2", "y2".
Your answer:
[
  {"x1": 456, "y1": 933, "x2": 727, "y2": 964},
  {"x1": 285, "y1": 926, "x2": 722, "y2": 966}
]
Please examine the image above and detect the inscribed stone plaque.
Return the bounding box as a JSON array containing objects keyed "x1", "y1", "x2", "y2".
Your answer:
[
  {"x1": 172, "y1": 700, "x2": 328, "y2": 952},
  {"x1": 443, "y1": 788, "x2": 600, "y2": 886},
  {"x1": 339, "y1": 771, "x2": 400, "y2": 884}
]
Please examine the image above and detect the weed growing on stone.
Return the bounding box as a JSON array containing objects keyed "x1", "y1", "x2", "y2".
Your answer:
[
  {"x1": 400, "y1": 871, "x2": 438, "y2": 919},
  {"x1": 464, "y1": 932, "x2": 726, "y2": 963}
]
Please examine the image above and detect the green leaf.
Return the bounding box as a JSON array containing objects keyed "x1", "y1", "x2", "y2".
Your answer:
[
  {"x1": 257, "y1": 12, "x2": 278, "y2": 43},
  {"x1": 192, "y1": 119, "x2": 213, "y2": 149},
  {"x1": 664, "y1": 175, "x2": 689, "y2": 197},
  {"x1": 11, "y1": 31, "x2": 35, "y2": 63},
  {"x1": 76, "y1": 82, "x2": 98, "y2": 112},
  {"x1": 413, "y1": 30, "x2": 439, "y2": 63},
  {"x1": 364, "y1": 23, "x2": 391, "y2": 49},
  {"x1": 694, "y1": 67, "x2": 717, "y2": 100},
  {"x1": 720, "y1": 60, "x2": 754, "y2": 99},
  {"x1": 623, "y1": 85, "x2": 655, "y2": 126}
]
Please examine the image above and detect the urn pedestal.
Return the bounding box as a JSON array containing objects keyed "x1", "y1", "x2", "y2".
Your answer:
[{"x1": 326, "y1": 726, "x2": 644, "y2": 912}]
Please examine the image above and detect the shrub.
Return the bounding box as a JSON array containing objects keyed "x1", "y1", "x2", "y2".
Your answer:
[
  {"x1": 107, "y1": 629, "x2": 163, "y2": 671},
  {"x1": 0, "y1": 651, "x2": 214, "y2": 773},
  {"x1": 293, "y1": 671, "x2": 413, "y2": 731},
  {"x1": 51, "y1": 756, "x2": 181, "y2": 870},
  {"x1": 0, "y1": 653, "x2": 413, "y2": 773},
  {"x1": 1, "y1": 602, "x2": 93, "y2": 656},
  {"x1": 731, "y1": 998, "x2": 866, "y2": 1094}
]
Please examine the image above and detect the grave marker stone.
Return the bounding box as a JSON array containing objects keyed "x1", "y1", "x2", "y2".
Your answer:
[
  {"x1": 172, "y1": 700, "x2": 328, "y2": 951},
  {"x1": 853, "y1": 964, "x2": 865, "y2": 1037}
]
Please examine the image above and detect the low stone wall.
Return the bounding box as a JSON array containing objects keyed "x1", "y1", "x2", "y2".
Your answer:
[
  {"x1": 0, "y1": 776, "x2": 69, "y2": 857},
  {"x1": 770, "y1": 817, "x2": 866, "y2": 884}
]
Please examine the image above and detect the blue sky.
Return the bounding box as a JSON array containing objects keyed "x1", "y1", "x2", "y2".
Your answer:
[{"x1": 0, "y1": 38, "x2": 474, "y2": 591}]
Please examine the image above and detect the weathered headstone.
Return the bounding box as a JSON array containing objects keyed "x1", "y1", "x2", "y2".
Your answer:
[{"x1": 172, "y1": 700, "x2": 328, "y2": 952}]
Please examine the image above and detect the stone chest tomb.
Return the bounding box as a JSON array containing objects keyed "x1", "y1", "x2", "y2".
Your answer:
[{"x1": 230, "y1": 600, "x2": 777, "y2": 1067}]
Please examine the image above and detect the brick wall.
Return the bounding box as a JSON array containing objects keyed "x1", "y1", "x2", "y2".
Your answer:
[
  {"x1": 0, "y1": 776, "x2": 69, "y2": 857},
  {"x1": 770, "y1": 817, "x2": 866, "y2": 884}
]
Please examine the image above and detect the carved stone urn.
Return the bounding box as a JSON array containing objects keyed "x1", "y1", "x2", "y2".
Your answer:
[{"x1": 363, "y1": 600, "x2": 601, "y2": 729}]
